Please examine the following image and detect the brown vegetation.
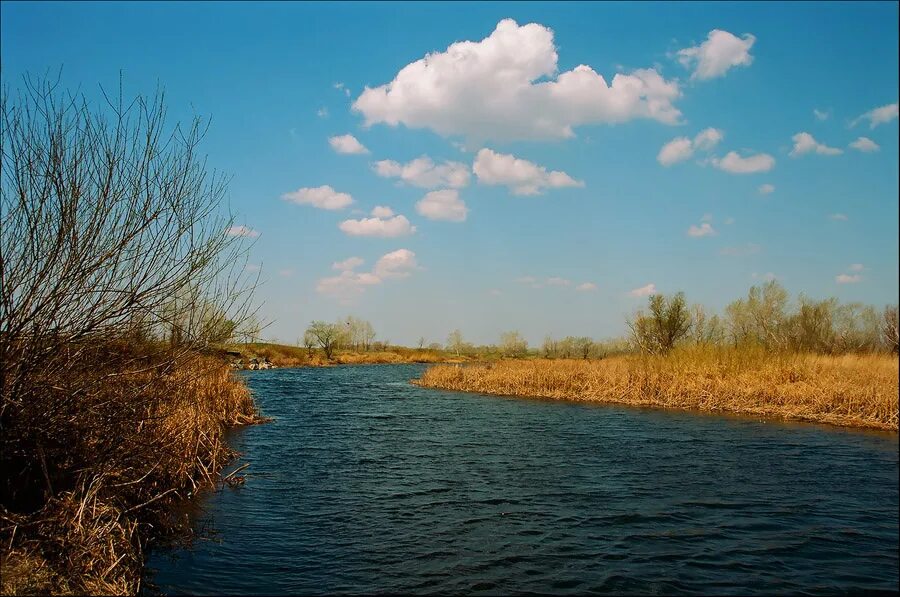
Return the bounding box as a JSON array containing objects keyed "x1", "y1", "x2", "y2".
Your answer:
[
  {"x1": 414, "y1": 347, "x2": 899, "y2": 431},
  {"x1": 229, "y1": 342, "x2": 466, "y2": 368}
]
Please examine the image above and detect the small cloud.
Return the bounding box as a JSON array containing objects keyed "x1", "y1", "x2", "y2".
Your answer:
[
  {"x1": 546, "y1": 277, "x2": 571, "y2": 287},
  {"x1": 317, "y1": 249, "x2": 418, "y2": 302},
  {"x1": 576, "y1": 282, "x2": 598, "y2": 292},
  {"x1": 829, "y1": 213, "x2": 848, "y2": 221},
  {"x1": 687, "y1": 222, "x2": 717, "y2": 237},
  {"x1": 370, "y1": 206, "x2": 394, "y2": 218},
  {"x1": 657, "y1": 128, "x2": 723, "y2": 166},
  {"x1": 758, "y1": 183, "x2": 775, "y2": 195},
  {"x1": 373, "y1": 249, "x2": 419, "y2": 279},
  {"x1": 836, "y1": 273, "x2": 861, "y2": 284},
  {"x1": 373, "y1": 156, "x2": 470, "y2": 189},
  {"x1": 473, "y1": 148, "x2": 584, "y2": 195},
  {"x1": 338, "y1": 214, "x2": 416, "y2": 238},
  {"x1": 227, "y1": 225, "x2": 259, "y2": 238},
  {"x1": 629, "y1": 283, "x2": 657, "y2": 297},
  {"x1": 851, "y1": 102, "x2": 898, "y2": 129},
  {"x1": 790, "y1": 132, "x2": 842, "y2": 157},
  {"x1": 849, "y1": 137, "x2": 880, "y2": 153},
  {"x1": 332, "y1": 256, "x2": 364, "y2": 271},
  {"x1": 333, "y1": 82, "x2": 351, "y2": 97},
  {"x1": 415, "y1": 189, "x2": 468, "y2": 222},
  {"x1": 813, "y1": 108, "x2": 830, "y2": 121},
  {"x1": 317, "y1": 107, "x2": 329, "y2": 118},
  {"x1": 282, "y1": 185, "x2": 353, "y2": 210},
  {"x1": 720, "y1": 243, "x2": 761, "y2": 256},
  {"x1": 328, "y1": 134, "x2": 369, "y2": 155},
  {"x1": 676, "y1": 29, "x2": 756, "y2": 81},
  {"x1": 712, "y1": 151, "x2": 775, "y2": 174}
]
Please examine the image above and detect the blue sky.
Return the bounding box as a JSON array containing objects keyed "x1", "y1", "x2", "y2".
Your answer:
[{"x1": 3, "y1": 1, "x2": 898, "y2": 346}]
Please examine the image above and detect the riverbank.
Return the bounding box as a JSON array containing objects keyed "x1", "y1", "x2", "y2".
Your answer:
[
  {"x1": 414, "y1": 347, "x2": 899, "y2": 431},
  {"x1": 222, "y1": 342, "x2": 471, "y2": 369},
  {"x1": 0, "y1": 352, "x2": 264, "y2": 595}
]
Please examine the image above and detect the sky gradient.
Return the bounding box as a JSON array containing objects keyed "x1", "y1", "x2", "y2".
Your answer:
[{"x1": 3, "y1": 1, "x2": 898, "y2": 346}]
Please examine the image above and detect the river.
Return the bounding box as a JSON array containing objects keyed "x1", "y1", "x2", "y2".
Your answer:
[{"x1": 146, "y1": 364, "x2": 899, "y2": 595}]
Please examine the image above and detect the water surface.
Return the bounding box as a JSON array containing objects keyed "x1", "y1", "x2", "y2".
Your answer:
[{"x1": 147, "y1": 364, "x2": 899, "y2": 595}]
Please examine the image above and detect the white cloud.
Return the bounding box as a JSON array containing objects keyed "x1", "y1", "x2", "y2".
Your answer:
[
  {"x1": 473, "y1": 148, "x2": 583, "y2": 195},
  {"x1": 415, "y1": 189, "x2": 468, "y2": 222},
  {"x1": 546, "y1": 277, "x2": 571, "y2": 286},
  {"x1": 852, "y1": 102, "x2": 898, "y2": 129},
  {"x1": 338, "y1": 214, "x2": 416, "y2": 238},
  {"x1": 227, "y1": 225, "x2": 259, "y2": 238},
  {"x1": 829, "y1": 213, "x2": 848, "y2": 221},
  {"x1": 317, "y1": 249, "x2": 419, "y2": 301},
  {"x1": 758, "y1": 183, "x2": 775, "y2": 195},
  {"x1": 790, "y1": 132, "x2": 842, "y2": 157},
  {"x1": 629, "y1": 283, "x2": 656, "y2": 297},
  {"x1": 282, "y1": 185, "x2": 353, "y2": 210},
  {"x1": 317, "y1": 107, "x2": 329, "y2": 118},
  {"x1": 687, "y1": 222, "x2": 717, "y2": 237},
  {"x1": 849, "y1": 263, "x2": 865, "y2": 272},
  {"x1": 676, "y1": 29, "x2": 756, "y2": 81},
  {"x1": 813, "y1": 108, "x2": 830, "y2": 121},
  {"x1": 836, "y1": 273, "x2": 861, "y2": 284},
  {"x1": 328, "y1": 134, "x2": 369, "y2": 155},
  {"x1": 374, "y1": 249, "x2": 419, "y2": 279},
  {"x1": 720, "y1": 243, "x2": 761, "y2": 256},
  {"x1": 373, "y1": 156, "x2": 470, "y2": 188},
  {"x1": 657, "y1": 127, "x2": 723, "y2": 166},
  {"x1": 333, "y1": 82, "x2": 351, "y2": 97},
  {"x1": 576, "y1": 282, "x2": 598, "y2": 292},
  {"x1": 353, "y1": 18, "x2": 682, "y2": 142},
  {"x1": 849, "y1": 137, "x2": 880, "y2": 153},
  {"x1": 332, "y1": 256, "x2": 364, "y2": 271},
  {"x1": 370, "y1": 206, "x2": 394, "y2": 218},
  {"x1": 712, "y1": 151, "x2": 775, "y2": 174}
]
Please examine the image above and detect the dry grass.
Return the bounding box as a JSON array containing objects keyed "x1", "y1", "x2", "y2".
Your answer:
[
  {"x1": 1, "y1": 352, "x2": 262, "y2": 595},
  {"x1": 414, "y1": 346, "x2": 899, "y2": 431},
  {"x1": 230, "y1": 342, "x2": 466, "y2": 368}
]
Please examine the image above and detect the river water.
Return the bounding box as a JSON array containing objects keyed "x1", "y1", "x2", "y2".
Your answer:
[{"x1": 146, "y1": 364, "x2": 899, "y2": 595}]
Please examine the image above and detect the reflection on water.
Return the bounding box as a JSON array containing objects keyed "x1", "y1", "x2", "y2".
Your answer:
[{"x1": 146, "y1": 364, "x2": 899, "y2": 595}]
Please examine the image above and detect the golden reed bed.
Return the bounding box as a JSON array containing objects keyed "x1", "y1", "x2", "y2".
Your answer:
[{"x1": 414, "y1": 347, "x2": 899, "y2": 431}]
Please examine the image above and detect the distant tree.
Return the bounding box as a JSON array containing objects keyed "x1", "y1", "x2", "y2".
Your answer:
[
  {"x1": 427, "y1": 342, "x2": 443, "y2": 351},
  {"x1": 542, "y1": 335, "x2": 558, "y2": 358},
  {"x1": 499, "y1": 331, "x2": 528, "y2": 358},
  {"x1": 418, "y1": 337, "x2": 426, "y2": 350},
  {"x1": 883, "y1": 305, "x2": 899, "y2": 354},
  {"x1": 574, "y1": 337, "x2": 594, "y2": 359},
  {"x1": 558, "y1": 336, "x2": 576, "y2": 358},
  {"x1": 628, "y1": 292, "x2": 692, "y2": 354},
  {"x1": 302, "y1": 330, "x2": 317, "y2": 357},
  {"x1": 447, "y1": 329, "x2": 465, "y2": 357},
  {"x1": 306, "y1": 321, "x2": 345, "y2": 360}
]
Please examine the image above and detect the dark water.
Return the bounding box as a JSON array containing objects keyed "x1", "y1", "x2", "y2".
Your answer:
[{"x1": 147, "y1": 364, "x2": 899, "y2": 595}]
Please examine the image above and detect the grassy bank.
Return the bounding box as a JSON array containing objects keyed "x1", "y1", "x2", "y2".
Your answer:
[
  {"x1": 414, "y1": 347, "x2": 899, "y2": 431},
  {"x1": 224, "y1": 342, "x2": 469, "y2": 368},
  {"x1": 1, "y1": 351, "x2": 263, "y2": 595}
]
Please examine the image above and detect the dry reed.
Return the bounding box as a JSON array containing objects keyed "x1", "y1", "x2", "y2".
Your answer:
[{"x1": 414, "y1": 346, "x2": 899, "y2": 431}]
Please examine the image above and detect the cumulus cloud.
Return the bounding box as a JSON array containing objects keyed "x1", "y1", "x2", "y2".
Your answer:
[
  {"x1": 353, "y1": 19, "x2": 682, "y2": 142},
  {"x1": 373, "y1": 156, "x2": 470, "y2": 188},
  {"x1": 317, "y1": 250, "x2": 419, "y2": 301},
  {"x1": 687, "y1": 222, "x2": 717, "y2": 237},
  {"x1": 328, "y1": 134, "x2": 369, "y2": 154},
  {"x1": 338, "y1": 213, "x2": 416, "y2": 238},
  {"x1": 676, "y1": 29, "x2": 756, "y2": 80},
  {"x1": 576, "y1": 282, "x2": 598, "y2": 292},
  {"x1": 227, "y1": 225, "x2": 259, "y2": 238},
  {"x1": 813, "y1": 108, "x2": 830, "y2": 121},
  {"x1": 370, "y1": 205, "x2": 394, "y2": 218},
  {"x1": 657, "y1": 127, "x2": 723, "y2": 166},
  {"x1": 629, "y1": 283, "x2": 657, "y2": 297},
  {"x1": 415, "y1": 189, "x2": 468, "y2": 222},
  {"x1": 712, "y1": 151, "x2": 775, "y2": 174},
  {"x1": 849, "y1": 137, "x2": 880, "y2": 152},
  {"x1": 473, "y1": 148, "x2": 583, "y2": 195},
  {"x1": 790, "y1": 132, "x2": 842, "y2": 157},
  {"x1": 758, "y1": 183, "x2": 775, "y2": 195},
  {"x1": 836, "y1": 273, "x2": 861, "y2": 284},
  {"x1": 720, "y1": 243, "x2": 761, "y2": 256},
  {"x1": 851, "y1": 102, "x2": 898, "y2": 129},
  {"x1": 282, "y1": 185, "x2": 353, "y2": 210}
]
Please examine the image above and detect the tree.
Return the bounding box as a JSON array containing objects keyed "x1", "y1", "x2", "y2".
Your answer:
[
  {"x1": 574, "y1": 337, "x2": 594, "y2": 359},
  {"x1": 447, "y1": 329, "x2": 465, "y2": 357},
  {"x1": 306, "y1": 321, "x2": 345, "y2": 360},
  {"x1": 542, "y1": 335, "x2": 558, "y2": 358},
  {"x1": 628, "y1": 292, "x2": 692, "y2": 354},
  {"x1": 499, "y1": 331, "x2": 528, "y2": 358},
  {"x1": 883, "y1": 305, "x2": 899, "y2": 354},
  {"x1": 417, "y1": 337, "x2": 426, "y2": 350},
  {"x1": 302, "y1": 330, "x2": 317, "y2": 357}
]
